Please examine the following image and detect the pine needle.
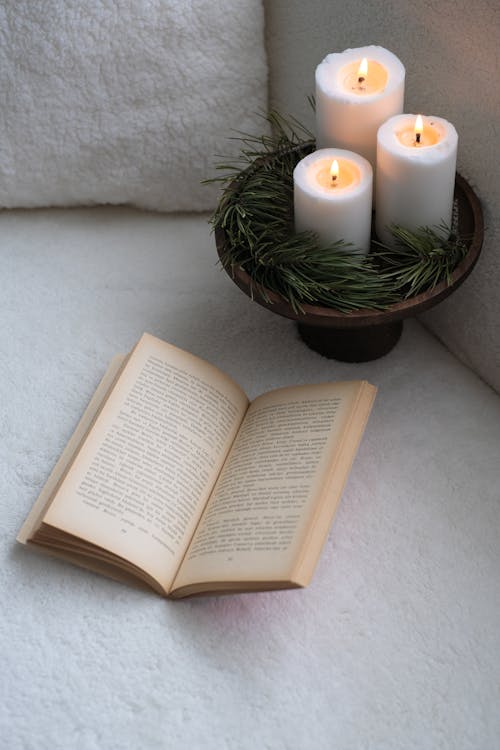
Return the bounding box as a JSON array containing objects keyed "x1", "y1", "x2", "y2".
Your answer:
[{"x1": 209, "y1": 111, "x2": 468, "y2": 313}]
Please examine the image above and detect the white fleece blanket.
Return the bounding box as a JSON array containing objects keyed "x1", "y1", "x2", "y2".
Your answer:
[
  {"x1": 0, "y1": 0, "x2": 267, "y2": 211},
  {"x1": 1, "y1": 208, "x2": 500, "y2": 749}
]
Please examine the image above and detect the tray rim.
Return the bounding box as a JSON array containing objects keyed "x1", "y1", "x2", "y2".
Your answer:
[{"x1": 216, "y1": 173, "x2": 483, "y2": 330}]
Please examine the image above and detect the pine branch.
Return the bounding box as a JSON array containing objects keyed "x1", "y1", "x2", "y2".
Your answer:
[
  {"x1": 210, "y1": 111, "x2": 468, "y2": 313},
  {"x1": 373, "y1": 221, "x2": 468, "y2": 297}
]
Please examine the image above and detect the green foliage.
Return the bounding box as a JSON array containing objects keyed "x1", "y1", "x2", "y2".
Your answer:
[
  {"x1": 373, "y1": 223, "x2": 468, "y2": 298},
  {"x1": 209, "y1": 112, "x2": 468, "y2": 313}
]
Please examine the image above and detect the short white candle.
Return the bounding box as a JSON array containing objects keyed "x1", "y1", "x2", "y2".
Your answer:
[
  {"x1": 293, "y1": 148, "x2": 373, "y2": 255},
  {"x1": 315, "y1": 45, "x2": 405, "y2": 170},
  {"x1": 375, "y1": 113, "x2": 458, "y2": 246}
]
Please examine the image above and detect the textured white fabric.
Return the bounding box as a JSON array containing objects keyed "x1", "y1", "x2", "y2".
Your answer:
[
  {"x1": 265, "y1": 0, "x2": 500, "y2": 393},
  {"x1": 0, "y1": 0, "x2": 267, "y2": 211},
  {"x1": 1, "y1": 208, "x2": 500, "y2": 749}
]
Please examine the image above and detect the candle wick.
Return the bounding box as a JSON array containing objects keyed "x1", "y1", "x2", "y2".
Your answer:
[
  {"x1": 331, "y1": 175, "x2": 337, "y2": 185},
  {"x1": 358, "y1": 76, "x2": 365, "y2": 84},
  {"x1": 416, "y1": 133, "x2": 421, "y2": 144}
]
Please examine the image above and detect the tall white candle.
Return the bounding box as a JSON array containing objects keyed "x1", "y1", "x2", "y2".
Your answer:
[
  {"x1": 293, "y1": 148, "x2": 373, "y2": 255},
  {"x1": 375, "y1": 114, "x2": 458, "y2": 246},
  {"x1": 315, "y1": 46, "x2": 405, "y2": 170}
]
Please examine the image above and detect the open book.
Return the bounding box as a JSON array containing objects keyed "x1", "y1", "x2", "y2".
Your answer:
[{"x1": 18, "y1": 333, "x2": 376, "y2": 598}]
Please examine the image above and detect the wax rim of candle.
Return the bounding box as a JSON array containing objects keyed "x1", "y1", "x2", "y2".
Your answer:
[
  {"x1": 396, "y1": 121, "x2": 440, "y2": 148},
  {"x1": 340, "y1": 59, "x2": 389, "y2": 96},
  {"x1": 316, "y1": 45, "x2": 405, "y2": 100},
  {"x1": 315, "y1": 159, "x2": 361, "y2": 191},
  {"x1": 378, "y1": 114, "x2": 458, "y2": 161},
  {"x1": 293, "y1": 148, "x2": 372, "y2": 199}
]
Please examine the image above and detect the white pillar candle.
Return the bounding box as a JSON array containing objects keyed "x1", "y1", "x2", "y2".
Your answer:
[
  {"x1": 375, "y1": 113, "x2": 458, "y2": 246},
  {"x1": 293, "y1": 148, "x2": 373, "y2": 255},
  {"x1": 315, "y1": 45, "x2": 405, "y2": 170}
]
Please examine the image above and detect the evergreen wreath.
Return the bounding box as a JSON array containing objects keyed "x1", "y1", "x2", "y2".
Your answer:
[{"x1": 210, "y1": 112, "x2": 468, "y2": 314}]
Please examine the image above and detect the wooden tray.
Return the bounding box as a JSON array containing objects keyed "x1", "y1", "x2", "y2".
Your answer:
[{"x1": 216, "y1": 173, "x2": 483, "y2": 361}]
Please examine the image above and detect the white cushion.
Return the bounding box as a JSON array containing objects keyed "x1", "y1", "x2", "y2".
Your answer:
[{"x1": 0, "y1": 1, "x2": 267, "y2": 211}]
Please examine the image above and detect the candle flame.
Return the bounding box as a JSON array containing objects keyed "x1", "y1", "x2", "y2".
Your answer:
[
  {"x1": 330, "y1": 159, "x2": 339, "y2": 182},
  {"x1": 357, "y1": 57, "x2": 368, "y2": 79},
  {"x1": 415, "y1": 114, "x2": 424, "y2": 137}
]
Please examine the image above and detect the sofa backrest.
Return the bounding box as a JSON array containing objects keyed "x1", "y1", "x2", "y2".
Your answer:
[{"x1": 0, "y1": 0, "x2": 268, "y2": 212}]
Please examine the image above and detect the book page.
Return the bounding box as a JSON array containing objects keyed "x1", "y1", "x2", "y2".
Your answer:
[
  {"x1": 172, "y1": 381, "x2": 365, "y2": 592},
  {"x1": 17, "y1": 355, "x2": 127, "y2": 544},
  {"x1": 43, "y1": 334, "x2": 249, "y2": 592}
]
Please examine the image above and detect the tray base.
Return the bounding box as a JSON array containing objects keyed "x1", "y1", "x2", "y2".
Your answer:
[{"x1": 297, "y1": 320, "x2": 403, "y2": 361}]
